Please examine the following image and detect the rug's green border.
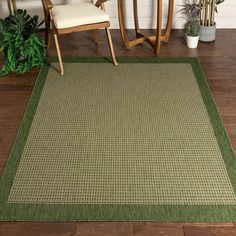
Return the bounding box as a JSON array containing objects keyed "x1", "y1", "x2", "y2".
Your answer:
[{"x1": 0, "y1": 57, "x2": 236, "y2": 221}]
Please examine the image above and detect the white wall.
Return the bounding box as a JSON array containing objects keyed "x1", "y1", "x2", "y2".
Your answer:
[{"x1": 0, "y1": 0, "x2": 236, "y2": 29}]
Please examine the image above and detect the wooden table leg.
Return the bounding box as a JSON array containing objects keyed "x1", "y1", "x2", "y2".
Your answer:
[
  {"x1": 155, "y1": 0, "x2": 162, "y2": 55},
  {"x1": 163, "y1": 0, "x2": 174, "y2": 43},
  {"x1": 117, "y1": 0, "x2": 174, "y2": 54},
  {"x1": 133, "y1": 0, "x2": 141, "y2": 37},
  {"x1": 118, "y1": 0, "x2": 147, "y2": 49},
  {"x1": 117, "y1": 0, "x2": 130, "y2": 49}
]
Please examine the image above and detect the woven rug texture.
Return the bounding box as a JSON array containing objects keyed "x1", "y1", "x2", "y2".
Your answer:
[{"x1": 0, "y1": 58, "x2": 235, "y2": 221}]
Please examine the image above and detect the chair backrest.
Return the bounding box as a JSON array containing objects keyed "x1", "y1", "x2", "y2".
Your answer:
[
  {"x1": 41, "y1": 0, "x2": 109, "y2": 15},
  {"x1": 41, "y1": 0, "x2": 53, "y2": 11},
  {"x1": 42, "y1": 0, "x2": 96, "y2": 10}
]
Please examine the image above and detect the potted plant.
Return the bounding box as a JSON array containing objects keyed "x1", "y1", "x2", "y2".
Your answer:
[
  {"x1": 181, "y1": 0, "x2": 201, "y2": 48},
  {"x1": 185, "y1": 21, "x2": 200, "y2": 48},
  {"x1": 0, "y1": 9, "x2": 46, "y2": 75},
  {"x1": 199, "y1": 0, "x2": 225, "y2": 42}
]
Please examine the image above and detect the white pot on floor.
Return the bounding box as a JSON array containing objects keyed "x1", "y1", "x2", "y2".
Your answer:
[{"x1": 186, "y1": 35, "x2": 200, "y2": 49}]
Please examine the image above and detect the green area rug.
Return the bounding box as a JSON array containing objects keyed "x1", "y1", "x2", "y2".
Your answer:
[{"x1": 0, "y1": 57, "x2": 236, "y2": 221}]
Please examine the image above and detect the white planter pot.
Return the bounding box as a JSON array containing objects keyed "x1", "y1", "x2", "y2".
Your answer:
[{"x1": 186, "y1": 35, "x2": 200, "y2": 48}]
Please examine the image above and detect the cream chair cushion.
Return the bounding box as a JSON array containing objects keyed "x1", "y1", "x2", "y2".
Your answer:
[{"x1": 52, "y1": 3, "x2": 110, "y2": 29}]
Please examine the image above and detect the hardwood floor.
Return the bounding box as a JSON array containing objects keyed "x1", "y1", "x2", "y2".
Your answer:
[{"x1": 0, "y1": 29, "x2": 236, "y2": 236}]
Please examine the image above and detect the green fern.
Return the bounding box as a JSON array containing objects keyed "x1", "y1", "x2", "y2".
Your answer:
[{"x1": 0, "y1": 9, "x2": 46, "y2": 76}]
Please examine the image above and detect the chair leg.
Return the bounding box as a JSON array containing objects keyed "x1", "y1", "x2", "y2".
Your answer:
[
  {"x1": 53, "y1": 33, "x2": 64, "y2": 75},
  {"x1": 93, "y1": 30, "x2": 98, "y2": 44},
  {"x1": 44, "y1": 13, "x2": 51, "y2": 52},
  {"x1": 105, "y1": 27, "x2": 118, "y2": 66},
  {"x1": 45, "y1": 28, "x2": 51, "y2": 52}
]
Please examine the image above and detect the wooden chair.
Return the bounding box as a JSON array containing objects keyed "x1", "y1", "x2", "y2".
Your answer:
[{"x1": 41, "y1": 0, "x2": 118, "y2": 75}]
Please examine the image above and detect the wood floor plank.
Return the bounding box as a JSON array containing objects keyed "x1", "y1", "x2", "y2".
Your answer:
[
  {"x1": 0, "y1": 222, "x2": 77, "y2": 236},
  {"x1": 184, "y1": 226, "x2": 236, "y2": 236},
  {"x1": 133, "y1": 223, "x2": 184, "y2": 236},
  {"x1": 180, "y1": 223, "x2": 234, "y2": 227},
  {"x1": 76, "y1": 222, "x2": 133, "y2": 236}
]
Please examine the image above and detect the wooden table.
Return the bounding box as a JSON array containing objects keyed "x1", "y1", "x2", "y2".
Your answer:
[{"x1": 117, "y1": 0, "x2": 174, "y2": 55}]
